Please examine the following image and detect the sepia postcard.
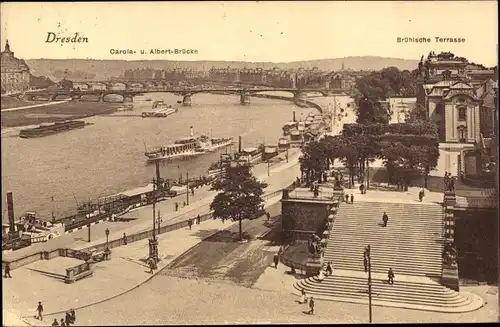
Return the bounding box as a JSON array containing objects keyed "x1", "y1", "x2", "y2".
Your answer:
[{"x1": 1, "y1": 1, "x2": 498, "y2": 325}]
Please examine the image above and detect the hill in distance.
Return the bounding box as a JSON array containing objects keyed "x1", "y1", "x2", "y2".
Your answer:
[{"x1": 26, "y1": 56, "x2": 419, "y2": 81}]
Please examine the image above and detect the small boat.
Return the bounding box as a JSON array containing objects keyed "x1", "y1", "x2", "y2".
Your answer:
[
  {"x1": 116, "y1": 104, "x2": 134, "y2": 111},
  {"x1": 238, "y1": 147, "x2": 263, "y2": 164},
  {"x1": 142, "y1": 101, "x2": 179, "y2": 118}
]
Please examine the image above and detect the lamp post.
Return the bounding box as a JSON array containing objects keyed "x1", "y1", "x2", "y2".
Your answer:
[
  {"x1": 104, "y1": 228, "x2": 110, "y2": 260},
  {"x1": 186, "y1": 171, "x2": 189, "y2": 206},
  {"x1": 286, "y1": 147, "x2": 289, "y2": 163},
  {"x1": 364, "y1": 245, "x2": 373, "y2": 323},
  {"x1": 156, "y1": 210, "x2": 162, "y2": 235}
]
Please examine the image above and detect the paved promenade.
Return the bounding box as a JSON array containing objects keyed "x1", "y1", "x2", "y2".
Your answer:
[
  {"x1": 3, "y1": 149, "x2": 300, "y2": 262},
  {"x1": 3, "y1": 151, "x2": 301, "y2": 325}
]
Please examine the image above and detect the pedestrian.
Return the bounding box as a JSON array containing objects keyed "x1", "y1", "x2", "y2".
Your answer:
[
  {"x1": 123, "y1": 232, "x2": 127, "y2": 245},
  {"x1": 196, "y1": 214, "x2": 201, "y2": 224},
  {"x1": 363, "y1": 255, "x2": 368, "y2": 273},
  {"x1": 51, "y1": 318, "x2": 59, "y2": 326},
  {"x1": 148, "y1": 258, "x2": 155, "y2": 274},
  {"x1": 299, "y1": 289, "x2": 307, "y2": 304},
  {"x1": 345, "y1": 194, "x2": 349, "y2": 203},
  {"x1": 175, "y1": 202, "x2": 179, "y2": 211},
  {"x1": 65, "y1": 311, "x2": 72, "y2": 326},
  {"x1": 60, "y1": 318, "x2": 66, "y2": 327},
  {"x1": 419, "y1": 189, "x2": 425, "y2": 202},
  {"x1": 188, "y1": 219, "x2": 193, "y2": 230},
  {"x1": 70, "y1": 308, "x2": 76, "y2": 324},
  {"x1": 273, "y1": 253, "x2": 279, "y2": 269},
  {"x1": 266, "y1": 212, "x2": 271, "y2": 221},
  {"x1": 4, "y1": 262, "x2": 12, "y2": 278},
  {"x1": 382, "y1": 212, "x2": 388, "y2": 227},
  {"x1": 359, "y1": 183, "x2": 364, "y2": 194},
  {"x1": 325, "y1": 262, "x2": 333, "y2": 276},
  {"x1": 183, "y1": 201, "x2": 186, "y2": 207},
  {"x1": 191, "y1": 187, "x2": 194, "y2": 196},
  {"x1": 350, "y1": 194, "x2": 354, "y2": 204},
  {"x1": 36, "y1": 301, "x2": 43, "y2": 320},
  {"x1": 388, "y1": 268, "x2": 395, "y2": 285},
  {"x1": 308, "y1": 297, "x2": 315, "y2": 315}
]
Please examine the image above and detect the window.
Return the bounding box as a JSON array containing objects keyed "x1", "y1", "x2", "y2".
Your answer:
[{"x1": 458, "y1": 106, "x2": 467, "y2": 121}]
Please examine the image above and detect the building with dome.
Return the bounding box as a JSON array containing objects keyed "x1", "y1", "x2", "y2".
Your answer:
[{"x1": 1, "y1": 40, "x2": 31, "y2": 94}]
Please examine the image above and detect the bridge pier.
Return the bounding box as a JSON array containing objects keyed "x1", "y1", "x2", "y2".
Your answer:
[
  {"x1": 240, "y1": 92, "x2": 251, "y2": 105},
  {"x1": 182, "y1": 94, "x2": 192, "y2": 106},
  {"x1": 71, "y1": 94, "x2": 82, "y2": 102}
]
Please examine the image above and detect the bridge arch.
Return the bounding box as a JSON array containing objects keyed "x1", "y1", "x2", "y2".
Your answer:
[{"x1": 102, "y1": 93, "x2": 125, "y2": 103}]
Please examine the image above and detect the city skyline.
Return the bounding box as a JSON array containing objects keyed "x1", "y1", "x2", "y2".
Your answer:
[{"x1": 0, "y1": 1, "x2": 498, "y2": 66}]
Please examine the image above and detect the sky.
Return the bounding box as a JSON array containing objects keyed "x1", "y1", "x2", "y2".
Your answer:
[{"x1": 0, "y1": 1, "x2": 498, "y2": 66}]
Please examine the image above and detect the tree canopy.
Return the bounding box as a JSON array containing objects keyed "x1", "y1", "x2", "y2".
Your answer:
[
  {"x1": 210, "y1": 163, "x2": 268, "y2": 240},
  {"x1": 300, "y1": 121, "x2": 440, "y2": 188}
]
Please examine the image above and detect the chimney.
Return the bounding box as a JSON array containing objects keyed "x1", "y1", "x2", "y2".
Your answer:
[
  {"x1": 190, "y1": 126, "x2": 194, "y2": 137},
  {"x1": 6, "y1": 192, "x2": 15, "y2": 235},
  {"x1": 238, "y1": 136, "x2": 242, "y2": 153},
  {"x1": 293, "y1": 111, "x2": 296, "y2": 122}
]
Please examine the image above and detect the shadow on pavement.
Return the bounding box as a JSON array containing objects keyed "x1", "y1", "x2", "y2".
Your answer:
[{"x1": 25, "y1": 268, "x2": 66, "y2": 282}]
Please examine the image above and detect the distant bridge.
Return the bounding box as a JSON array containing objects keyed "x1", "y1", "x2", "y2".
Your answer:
[{"x1": 21, "y1": 84, "x2": 350, "y2": 106}]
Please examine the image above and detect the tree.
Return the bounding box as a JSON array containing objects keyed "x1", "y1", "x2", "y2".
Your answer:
[
  {"x1": 210, "y1": 163, "x2": 268, "y2": 241},
  {"x1": 356, "y1": 97, "x2": 390, "y2": 125},
  {"x1": 405, "y1": 104, "x2": 427, "y2": 123}
]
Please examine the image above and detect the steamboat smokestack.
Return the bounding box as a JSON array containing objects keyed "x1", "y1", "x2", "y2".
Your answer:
[
  {"x1": 190, "y1": 126, "x2": 194, "y2": 137},
  {"x1": 293, "y1": 111, "x2": 296, "y2": 122},
  {"x1": 6, "y1": 192, "x2": 15, "y2": 235},
  {"x1": 238, "y1": 136, "x2": 242, "y2": 153}
]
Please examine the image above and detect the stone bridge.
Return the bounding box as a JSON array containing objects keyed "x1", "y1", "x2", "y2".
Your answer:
[{"x1": 21, "y1": 83, "x2": 349, "y2": 106}]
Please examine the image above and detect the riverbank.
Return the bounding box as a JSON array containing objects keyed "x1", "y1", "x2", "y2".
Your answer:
[{"x1": 0, "y1": 97, "x2": 121, "y2": 127}]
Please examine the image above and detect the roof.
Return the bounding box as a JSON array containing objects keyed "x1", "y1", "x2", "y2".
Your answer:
[
  {"x1": 118, "y1": 184, "x2": 154, "y2": 197},
  {"x1": 242, "y1": 147, "x2": 258, "y2": 153},
  {"x1": 450, "y1": 82, "x2": 473, "y2": 90}
]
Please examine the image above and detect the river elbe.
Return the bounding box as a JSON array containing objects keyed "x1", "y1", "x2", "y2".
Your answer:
[{"x1": 1, "y1": 92, "x2": 315, "y2": 221}]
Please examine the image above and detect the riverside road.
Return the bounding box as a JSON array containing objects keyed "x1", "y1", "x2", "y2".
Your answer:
[{"x1": 160, "y1": 202, "x2": 283, "y2": 287}]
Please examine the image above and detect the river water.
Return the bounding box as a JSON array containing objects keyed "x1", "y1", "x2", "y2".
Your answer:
[{"x1": 1, "y1": 92, "x2": 315, "y2": 221}]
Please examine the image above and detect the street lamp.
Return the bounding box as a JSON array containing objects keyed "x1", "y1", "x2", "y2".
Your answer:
[
  {"x1": 156, "y1": 210, "x2": 162, "y2": 235},
  {"x1": 364, "y1": 245, "x2": 373, "y2": 323},
  {"x1": 104, "y1": 228, "x2": 110, "y2": 260},
  {"x1": 267, "y1": 160, "x2": 270, "y2": 176}
]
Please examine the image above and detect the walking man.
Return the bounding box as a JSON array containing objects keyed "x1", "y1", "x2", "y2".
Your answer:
[
  {"x1": 266, "y1": 212, "x2": 271, "y2": 221},
  {"x1": 359, "y1": 183, "x2": 365, "y2": 194},
  {"x1": 196, "y1": 214, "x2": 201, "y2": 224},
  {"x1": 363, "y1": 254, "x2": 368, "y2": 273},
  {"x1": 273, "y1": 253, "x2": 279, "y2": 269},
  {"x1": 4, "y1": 262, "x2": 12, "y2": 278},
  {"x1": 123, "y1": 233, "x2": 127, "y2": 245},
  {"x1": 382, "y1": 212, "x2": 389, "y2": 227},
  {"x1": 148, "y1": 258, "x2": 155, "y2": 274},
  {"x1": 191, "y1": 187, "x2": 195, "y2": 196},
  {"x1": 308, "y1": 297, "x2": 315, "y2": 315},
  {"x1": 70, "y1": 309, "x2": 76, "y2": 324},
  {"x1": 388, "y1": 268, "x2": 395, "y2": 285},
  {"x1": 325, "y1": 262, "x2": 333, "y2": 276},
  {"x1": 175, "y1": 202, "x2": 179, "y2": 212},
  {"x1": 36, "y1": 301, "x2": 44, "y2": 320},
  {"x1": 345, "y1": 194, "x2": 349, "y2": 203},
  {"x1": 419, "y1": 189, "x2": 425, "y2": 202},
  {"x1": 65, "y1": 311, "x2": 72, "y2": 326},
  {"x1": 350, "y1": 194, "x2": 354, "y2": 204},
  {"x1": 188, "y1": 219, "x2": 193, "y2": 230}
]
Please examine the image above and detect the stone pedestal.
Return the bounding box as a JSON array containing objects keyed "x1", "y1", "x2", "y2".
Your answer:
[
  {"x1": 441, "y1": 263, "x2": 459, "y2": 291},
  {"x1": 104, "y1": 249, "x2": 111, "y2": 261}
]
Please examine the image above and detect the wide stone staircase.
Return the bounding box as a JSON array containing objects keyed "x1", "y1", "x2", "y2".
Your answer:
[{"x1": 293, "y1": 200, "x2": 484, "y2": 312}]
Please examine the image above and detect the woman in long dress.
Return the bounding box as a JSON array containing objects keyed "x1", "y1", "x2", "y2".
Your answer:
[
  {"x1": 317, "y1": 270, "x2": 325, "y2": 281},
  {"x1": 300, "y1": 289, "x2": 306, "y2": 304}
]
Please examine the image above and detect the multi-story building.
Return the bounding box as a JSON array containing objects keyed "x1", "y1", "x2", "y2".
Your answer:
[
  {"x1": 416, "y1": 51, "x2": 496, "y2": 144},
  {"x1": 1, "y1": 40, "x2": 30, "y2": 94}
]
